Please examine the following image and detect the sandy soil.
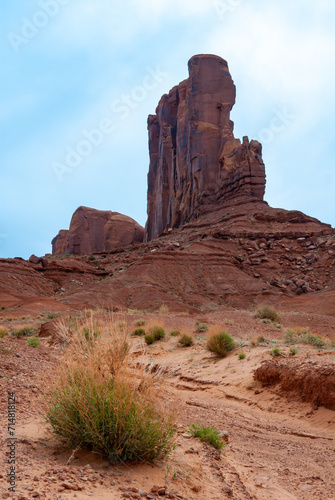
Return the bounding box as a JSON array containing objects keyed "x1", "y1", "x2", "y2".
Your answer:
[{"x1": 1, "y1": 309, "x2": 335, "y2": 500}]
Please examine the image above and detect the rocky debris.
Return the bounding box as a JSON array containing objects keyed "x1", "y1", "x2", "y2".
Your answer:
[
  {"x1": 52, "y1": 206, "x2": 144, "y2": 255},
  {"x1": 146, "y1": 54, "x2": 266, "y2": 240},
  {"x1": 254, "y1": 359, "x2": 335, "y2": 410}
]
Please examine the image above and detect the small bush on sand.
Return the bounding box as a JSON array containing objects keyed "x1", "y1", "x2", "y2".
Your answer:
[
  {"x1": 158, "y1": 304, "x2": 169, "y2": 315},
  {"x1": 207, "y1": 332, "x2": 235, "y2": 358},
  {"x1": 44, "y1": 313, "x2": 176, "y2": 464},
  {"x1": 170, "y1": 330, "x2": 180, "y2": 337},
  {"x1": 12, "y1": 325, "x2": 37, "y2": 338},
  {"x1": 149, "y1": 326, "x2": 165, "y2": 341},
  {"x1": 195, "y1": 321, "x2": 208, "y2": 333},
  {"x1": 145, "y1": 334, "x2": 155, "y2": 345},
  {"x1": 238, "y1": 352, "x2": 246, "y2": 360},
  {"x1": 0, "y1": 326, "x2": 8, "y2": 338},
  {"x1": 135, "y1": 320, "x2": 146, "y2": 327},
  {"x1": 178, "y1": 334, "x2": 194, "y2": 347},
  {"x1": 270, "y1": 347, "x2": 283, "y2": 357},
  {"x1": 289, "y1": 347, "x2": 297, "y2": 356},
  {"x1": 133, "y1": 328, "x2": 145, "y2": 336},
  {"x1": 302, "y1": 333, "x2": 325, "y2": 349},
  {"x1": 255, "y1": 306, "x2": 280, "y2": 323},
  {"x1": 189, "y1": 423, "x2": 224, "y2": 450},
  {"x1": 26, "y1": 337, "x2": 41, "y2": 348}
]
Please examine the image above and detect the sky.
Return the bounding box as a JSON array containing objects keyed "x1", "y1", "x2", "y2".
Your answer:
[{"x1": 1, "y1": 0, "x2": 335, "y2": 259}]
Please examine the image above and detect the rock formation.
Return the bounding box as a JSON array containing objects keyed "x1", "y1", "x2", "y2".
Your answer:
[
  {"x1": 146, "y1": 54, "x2": 266, "y2": 240},
  {"x1": 52, "y1": 206, "x2": 144, "y2": 255}
]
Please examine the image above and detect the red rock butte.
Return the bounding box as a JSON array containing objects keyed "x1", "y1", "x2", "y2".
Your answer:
[
  {"x1": 145, "y1": 54, "x2": 266, "y2": 241},
  {"x1": 52, "y1": 206, "x2": 144, "y2": 256}
]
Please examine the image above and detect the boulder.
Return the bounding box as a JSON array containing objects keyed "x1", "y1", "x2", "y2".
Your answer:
[
  {"x1": 145, "y1": 54, "x2": 266, "y2": 240},
  {"x1": 52, "y1": 206, "x2": 144, "y2": 255}
]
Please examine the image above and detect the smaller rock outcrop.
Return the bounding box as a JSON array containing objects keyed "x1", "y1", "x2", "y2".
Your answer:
[{"x1": 52, "y1": 206, "x2": 144, "y2": 255}]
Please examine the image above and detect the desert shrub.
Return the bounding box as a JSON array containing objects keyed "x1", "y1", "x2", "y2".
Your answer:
[
  {"x1": 88, "y1": 254, "x2": 97, "y2": 261},
  {"x1": 26, "y1": 337, "x2": 41, "y2": 348},
  {"x1": 135, "y1": 320, "x2": 146, "y2": 327},
  {"x1": 238, "y1": 352, "x2": 246, "y2": 360},
  {"x1": 270, "y1": 347, "x2": 283, "y2": 357},
  {"x1": 149, "y1": 326, "x2": 165, "y2": 341},
  {"x1": 284, "y1": 330, "x2": 296, "y2": 344},
  {"x1": 189, "y1": 423, "x2": 224, "y2": 450},
  {"x1": 158, "y1": 304, "x2": 169, "y2": 314},
  {"x1": 133, "y1": 328, "x2": 145, "y2": 336},
  {"x1": 255, "y1": 306, "x2": 280, "y2": 323},
  {"x1": 302, "y1": 333, "x2": 325, "y2": 349},
  {"x1": 47, "y1": 313, "x2": 61, "y2": 320},
  {"x1": 207, "y1": 332, "x2": 235, "y2": 358},
  {"x1": 178, "y1": 334, "x2": 194, "y2": 347},
  {"x1": 145, "y1": 334, "x2": 155, "y2": 345},
  {"x1": 170, "y1": 330, "x2": 180, "y2": 337},
  {"x1": 195, "y1": 321, "x2": 208, "y2": 333},
  {"x1": 12, "y1": 325, "x2": 37, "y2": 338},
  {"x1": 0, "y1": 326, "x2": 8, "y2": 338},
  {"x1": 44, "y1": 314, "x2": 176, "y2": 463},
  {"x1": 257, "y1": 335, "x2": 266, "y2": 343},
  {"x1": 261, "y1": 318, "x2": 272, "y2": 325},
  {"x1": 289, "y1": 347, "x2": 297, "y2": 356},
  {"x1": 273, "y1": 323, "x2": 282, "y2": 329}
]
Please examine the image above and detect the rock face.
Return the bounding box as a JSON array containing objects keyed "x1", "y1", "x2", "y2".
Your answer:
[
  {"x1": 52, "y1": 206, "x2": 144, "y2": 255},
  {"x1": 146, "y1": 54, "x2": 266, "y2": 241}
]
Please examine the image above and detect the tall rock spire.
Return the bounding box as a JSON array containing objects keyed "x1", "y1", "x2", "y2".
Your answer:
[{"x1": 145, "y1": 54, "x2": 266, "y2": 240}]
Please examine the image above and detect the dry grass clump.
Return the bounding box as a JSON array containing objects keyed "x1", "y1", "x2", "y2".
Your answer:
[
  {"x1": 0, "y1": 326, "x2": 8, "y2": 338},
  {"x1": 158, "y1": 304, "x2": 169, "y2": 315},
  {"x1": 44, "y1": 312, "x2": 176, "y2": 463},
  {"x1": 12, "y1": 325, "x2": 37, "y2": 338},
  {"x1": 178, "y1": 334, "x2": 194, "y2": 347},
  {"x1": 255, "y1": 305, "x2": 281, "y2": 323}
]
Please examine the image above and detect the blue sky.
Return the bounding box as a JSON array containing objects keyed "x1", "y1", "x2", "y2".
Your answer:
[{"x1": 1, "y1": 0, "x2": 335, "y2": 259}]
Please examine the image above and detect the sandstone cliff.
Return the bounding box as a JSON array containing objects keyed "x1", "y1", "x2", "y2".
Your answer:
[
  {"x1": 52, "y1": 206, "x2": 144, "y2": 255},
  {"x1": 146, "y1": 54, "x2": 266, "y2": 240}
]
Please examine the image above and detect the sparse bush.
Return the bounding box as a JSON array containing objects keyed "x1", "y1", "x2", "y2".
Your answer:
[
  {"x1": 47, "y1": 313, "x2": 61, "y2": 320},
  {"x1": 158, "y1": 304, "x2": 169, "y2": 314},
  {"x1": 255, "y1": 306, "x2": 280, "y2": 323},
  {"x1": 302, "y1": 334, "x2": 325, "y2": 349},
  {"x1": 135, "y1": 320, "x2": 146, "y2": 327},
  {"x1": 26, "y1": 337, "x2": 41, "y2": 348},
  {"x1": 284, "y1": 330, "x2": 296, "y2": 344},
  {"x1": 149, "y1": 326, "x2": 165, "y2": 341},
  {"x1": 273, "y1": 323, "x2": 282, "y2": 329},
  {"x1": 257, "y1": 335, "x2": 266, "y2": 344},
  {"x1": 207, "y1": 332, "x2": 235, "y2": 358},
  {"x1": 12, "y1": 325, "x2": 37, "y2": 338},
  {"x1": 289, "y1": 347, "x2": 297, "y2": 356},
  {"x1": 133, "y1": 328, "x2": 145, "y2": 336},
  {"x1": 261, "y1": 318, "x2": 272, "y2": 325},
  {"x1": 145, "y1": 334, "x2": 155, "y2": 345},
  {"x1": 178, "y1": 334, "x2": 194, "y2": 347},
  {"x1": 45, "y1": 314, "x2": 176, "y2": 464},
  {"x1": 88, "y1": 254, "x2": 97, "y2": 261},
  {"x1": 0, "y1": 326, "x2": 8, "y2": 338},
  {"x1": 170, "y1": 330, "x2": 180, "y2": 337},
  {"x1": 270, "y1": 347, "x2": 283, "y2": 357},
  {"x1": 238, "y1": 352, "x2": 246, "y2": 360},
  {"x1": 189, "y1": 423, "x2": 224, "y2": 450},
  {"x1": 195, "y1": 321, "x2": 208, "y2": 333}
]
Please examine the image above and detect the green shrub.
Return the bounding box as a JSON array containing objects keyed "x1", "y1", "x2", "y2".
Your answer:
[
  {"x1": 178, "y1": 334, "x2": 194, "y2": 347},
  {"x1": 133, "y1": 328, "x2": 145, "y2": 336},
  {"x1": 26, "y1": 337, "x2": 41, "y2": 348},
  {"x1": 270, "y1": 347, "x2": 283, "y2": 357},
  {"x1": 149, "y1": 326, "x2": 165, "y2": 341},
  {"x1": 45, "y1": 314, "x2": 176, "y2": 464},
  {"x1": 12, "y1": 326, "x2": 37, "y2": 338},
  {"x1": 257, "y1": 335, "x2": 266, "y2": 343},
  {"x1": 0, "y1": 326, "x2": 8, "y2": 338},
  {"x1": 238, "y1": 352, "x2": 246, "y2": 360},
  {"x1": 207, "y1": 332, "x2": 235, "y2": 358},
  {"x1": 189, "y1": 423, "x2": 224, "y2": 450},
  {"x1": 302, "y1": 334, "x2": 325, "y2": 349},
  {"x1": 88, "y1": 254, "x2": 97, "y2": 261},
  {"x1": 289, "y1": 347, "x2": 297, "y2": 356},
  {"x1": 284, "y1": 330, "x2": 296, "y2": 344},
  {"x1": 170, "y1": 330, "x2": 180, "y2": 337},
  {"x1": 46, "y1": 367, "x2": 176, "y2": 463},
  {"x1": 195, "y1": 321, "x2": 208, "y2": 333},
  {"x1": 261, "y1": 318, "x2": 272, "y2": 325},
  {"x1": 145, "y1": 334, "x2": 155, "y2": 345},
  {"x1": 47, "y1": 313, "x2": 61, "y2": 320},
  {"x1": 273, "y1": 323, "x2": 282, "y2": 329},
  {"x1": 255, "y1": 306, "x2": 280, "y2": 323},
  {"x1": 135, "y1": 320, "x2": 146, "y2": 327}
]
